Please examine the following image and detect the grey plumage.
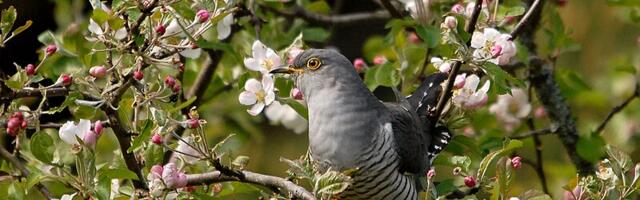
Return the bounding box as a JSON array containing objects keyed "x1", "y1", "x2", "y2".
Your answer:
[{"x1": 272, "y1": 49, "x2": 451, "y2": 199}]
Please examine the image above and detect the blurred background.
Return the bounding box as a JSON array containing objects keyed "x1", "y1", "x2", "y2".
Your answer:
[{"x1": 1, "y1": 0, "x2": 639, "y2": 198}]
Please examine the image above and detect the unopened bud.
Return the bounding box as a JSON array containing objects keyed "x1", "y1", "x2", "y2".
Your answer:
[
  {"x1": 454, "y1": 73, "x2": 466, "y2": 89},
  {"x1": 408, "y1": 32, "x2": 421, "y2": 44},
  {"x1": 83, "y1": 131, "x2": 98, "y2": 146},
  {"x1": 94, "y1": 121, "x2": 104, "y2": 135},
  {"x1": 89, "y1": 66, "x2": 107, "y2": 78},
  {"x1": 353, "y1": 58, "x2": 367, "y2": 72},
  {"x1": 464, "y1": 176, "x2": 477, "y2": 187},
  {"x1": 373, "y1": 55, "x2": 387, "y2": 65},
  {"x1": 172, "y1": 83, "x2": 181, "y2": 93},
  {"x1": 186, "y1": 119, "x2": 199, "y2": 129},
  {"x1": 534, "y1": 107, "x2": 547, "y2": 118},
  {"x1": 427, "y1": 168, "x2": 436, "y2": 179},
  {"x1": 155, "y1": 24, "x2": 166, "y2": 35},
  {"x1": 133, "y1": 70, "x2": 144, "y2": 80},
  {"x1": 511, "y1": 156, "x2": 522, "y2": 169},
  {"x1": 58, "y1": 74, "x2": 72, "y2": 86},
  {"x1": 451, "y1": 4, "x2": 465, "y2": 14},
  {"x1": 25, "y1": 64, "x2": 36, "y2": 76},
  {"x1": 45, "y1": 44, "x2": 57, "y2": 55},
  {"x1": 291, "y1": 88, "x2": 303, "y2": 100},
  {"x1": 164, "y1": 76, "x2": 176, "y2": 87},
  {"x1": 491, "y1": 45, "x2": 503, "y2": 57},
  {"x1": 151, "y1": 133, "x2": 162, "y2": 145},
  {"x1": 196, "y1": 10, "x2": 210, "y2": 23},
  {"x1": 443, "y1": 16, "x2": 458, "y2": 29}
]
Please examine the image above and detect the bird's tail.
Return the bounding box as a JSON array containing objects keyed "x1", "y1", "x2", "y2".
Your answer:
[{"x1": 406, "y1": 73, "x2": 452, "y2": 163}]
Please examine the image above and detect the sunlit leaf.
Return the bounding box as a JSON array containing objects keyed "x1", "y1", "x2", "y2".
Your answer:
[{"x1": 30, "y1": 132, "x2": 54, "y2": 164}]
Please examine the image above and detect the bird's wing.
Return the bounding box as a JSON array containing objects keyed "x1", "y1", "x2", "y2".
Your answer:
[
  {"x1": 384, "y1": 102, "x2": 429, "y2": 175},
  {"x1": 406, "y1": 73, "x2": 448, "y2": 120}
]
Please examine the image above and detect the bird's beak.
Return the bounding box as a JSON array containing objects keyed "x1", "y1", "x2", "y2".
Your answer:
[{"x1": 270, "y1": 65, "x2": 301, "y2": 74}]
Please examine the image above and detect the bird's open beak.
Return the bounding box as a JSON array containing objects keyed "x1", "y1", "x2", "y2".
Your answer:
[{"x1": 269, "y1": 65, "x2": 302, "y2": 74}]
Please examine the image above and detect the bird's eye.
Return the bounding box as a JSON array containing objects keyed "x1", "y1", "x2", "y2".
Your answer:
[{"x1": 306, "y1": 58, "x2": 322, "y2": 70}]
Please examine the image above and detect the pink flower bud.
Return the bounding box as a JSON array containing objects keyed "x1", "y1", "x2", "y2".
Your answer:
[
  {"x1": 45, "y1": 44, "x2": 57, "y2": 55},
  {"x1": 150, "y1": 164, "x2": 164, "y2": 178},
  {"x1": 454, "y1": 73, "x2": 466, "y2": 89},
  {"x1": 164, "y1": 76, "x2": 176, "y2": 87},
  {"x1": 151, "y1": 133, "x2": 162, "y2": 145},
  {"x1": 534, "y1": 107, "x2": 547, "y2": 118},
  {"x1": 191, "y1": 43, "x2": 198, "y2": 49},
  {"x1": 187, "y1": 119, "x2": 199, "y2": 129},
  {"x1": 7, "y1": 117, "x2": 21, "y2": 130},
  {"x1": 21, "y1": 120, "x2": 27, "y2": 129},
  {"x1": 176, "y1": 173, "x2": 188, "y2": 188},
  {"x1": 25, "y1": 64, "x2": 36, "y2": 76},
  {"x1": 6, "y1": 127, "x2": 17, "y2": 136},
  {"x1": 464, "y1": 176, "x2": 477, "y2": 187},
  {"x1": 83, "y1": 131, "x2": 97, "y2": 146},
  {"x1": 373, "y1": 55, "x2": 387, "y2": 65},
  {"x1": 408, "y1": 32, "x2": 421, "y2": 44},
  {"x1": 155, "y1": 24, "x2": 166, "y2": 35},
  {"x1": 451, "y1": 4, "x2": 465, "y2": 14},
  {"x1": 172, "y1": 83, "x2": 181, "y2": 93},
  {"x1": 178, "y1": 63, "x2": 185, "y2": 72},
  {"x1": 427, "y1": 169, "x2": 436, "y2": 179},
  {"x1": 511, "y1": 156, "x2": 522, "y2": 169},
  {"x1": 291, "y1": 88, "x2": 304, "y2": 100},
  {"x1": 353, "y1": 58, "x2": 367, "y2": 72},
  {"x1": 443, "y1": 16, "x2": 458, "y2": 29},
  {"x1": 58, "y1": 74, "x2": 72, "y2": 86},
  {"x1": 94, "y1": 121, "x2": 104, "y2": 136},
  {"x1": 196, "y1": 10, "x2": 210, "y2": 23},
  {"x1": 491, "y1": 45, "x2": 503, "y2": 57},
  {"x1": 133, "y1": 70, "x2": 144, "y2": 80},
  {"x1": 89, "y1": 66, "x2": 107, "y2": 78},
  {"x1": 12, "y1": 112, "x2": 23, "y2": 121}
]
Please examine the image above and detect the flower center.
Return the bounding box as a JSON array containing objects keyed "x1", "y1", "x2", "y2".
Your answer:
[
  {"x1": 255, "y1": 90, "x2": 266, "y2": 102},
  {"x1": 261, "y1": 59, "x2": 275, "y2": 71}
]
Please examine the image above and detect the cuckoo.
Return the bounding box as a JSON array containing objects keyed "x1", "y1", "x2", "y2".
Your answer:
[{"x1": 271, "y1": 49, "x2": 451, "y2": 199}]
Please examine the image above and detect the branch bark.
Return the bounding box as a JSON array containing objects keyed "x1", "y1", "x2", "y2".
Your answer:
[
  {"x1": 265, "y1": 5, "x2": 391, "y2": 27},
  {"x1": 186, "y1": 170, "x2": 316, "y2": 200},
  {"x1": 0, "y1": 144, "x2": 52, "y2": 199}
]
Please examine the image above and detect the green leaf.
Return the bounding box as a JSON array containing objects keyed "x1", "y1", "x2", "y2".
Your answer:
[
  {"x1": 313, "y1": 170, "x2": 351, "y2": 196},
  {"x1": 5, "y1": 71, "x2": 27, "y2": 90},
  {"x1": 10, "y1": 20, "x2": 31, "y2": 37},
  {"x1": 232, "y1": 156, "x2": 250, "y2": 169},
  {"x1": 375, "y1": 62, "x2": 400, "y2": 87},
  {"x1": 98, "y1": 168, "x2": 139, "y2": 182},
  {"x1": 607, "y1": 0, "x2": 640, "y2": 6},
  {"x1": 30, "y1": 132, "x2": 54, "y2": 164},
  {"x1": 128, "y1": 120, "x2": 153, "y2": 153},
  {"x1": 576, "y1": 134, "x2": 606, "y2": 163},
  {"x1": 434, "y1": 179, "x2": 456, "y2": 195},
  {"x1": 477, "y1": 139, "x2": 523, "y2": 181},
  {"x1": 449, "y1": 155, "x2": 472, "y2": 172},
  {"x1": 91, "y1": 9, "x2": 109, "y2": 25},
  {"x1": 415, "y1": 25, "x2": 440, "y2": 48},
  {"x1": 563, "y1": 71, "x2": 591, "y2": 91},
  {"x1": 480, "y1": 62, "x2": 523, "y2": 94},
  {"x1": 1, "y1": 6, "x2": 17, "y2": 36},
  {"x1": 8, "y1": 181, "x2": 25, "y2": 200},
  {"x1": 305, "y1": 1, "x2": 331, "y2": 14},
  {"x1": 498, "y1": 5, "x2": 525, "y2": 18},
  {"x1": 45, "y1": 92, "x2": 81, "y2": 114},
  {"x1": 522, "y1": 189, "x2": 553, "y2": 200},
  {"x1": 302, "y1": 27, "x2": 330, "y2": 42},
  {"x1": 108, "y1": 17, "x2": 125, "y2": 30}
]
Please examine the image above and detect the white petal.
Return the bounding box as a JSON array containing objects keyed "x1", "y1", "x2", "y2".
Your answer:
[
  {"x1": 244, "y1": 78, "x2": 262, "y2": 93},
  {"x1": 483, "y1": 28, "x2": 501, "y2": 40},
  {"x1": 176, "y1": 140, "x2": 199, "y2": 164},
  {"x1": 478, "y1": 79, "x2": 491, "y2": 93},
  {"x1": 88, "y1": 19, "x2": 104, "y2": 35},
  {"x1": 60, "y1": 193, "x2": 77, "y2": 200},
  {"x1": 430, "y1": 57, "x2": 443, "y2": 64},
  {"x1": 59, "y1": 121, "x2": 79, "y2": 145},
  {"x1": 517, "y1": 104, "x2": 532, "y2": 118},
  {"x1": 470, "y1": 31, "x2": 485, "y2": 49},
  {"x1": 265, "y1": 48, "x2": 281, "y2": 68},
  {"x1": 217, "y1": 15, "x2": 232, "y2": 40},
  {"x1": 464, "y1": 75, "x2": 480, "y2": 90},
  {"x1": 264, "y1": 91, "x2": 275, "y2": 105},
  {"x1": 164, "y1": 20, "x2": 181, "y2": 36},
  {"x1": 114, "y1": 28, "x2": 127, "y2": 40},
  {"x1": 76, "y1": 119, "x2": 92, "y2": 139},
  {"x1": 247, "y1": 102, "x2": 265, "y2": 116},
  {"x1": 261, "y1": 75, "x2": 274, "y2": 92},
  {"x1": 252, "y1": 40, "x2": 267, "y2": 59},
  {"x1": 265, "y1": 101, "x2": 285, "y2": 122},
  {"x1": 439, "y1": 62, "x2": 451, "y2": 73},
  {"x1": 244, "y1": 58, "x2": 262, "y2": 72},
  {"x1": 239, "y1": 91, "x2": 258, "y2": 105},
  {"x1": 179, "y1": 48, "x2": 202, "y2": 58}
]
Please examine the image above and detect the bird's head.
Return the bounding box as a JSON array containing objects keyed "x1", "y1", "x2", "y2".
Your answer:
[{"x1": 270, "y1": 49, "x2": 360, "y2": 99}]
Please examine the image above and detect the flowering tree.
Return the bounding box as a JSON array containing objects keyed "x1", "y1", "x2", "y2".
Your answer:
[{"x1": 0, "y1": 0, "x2": 639, "y2": 199}]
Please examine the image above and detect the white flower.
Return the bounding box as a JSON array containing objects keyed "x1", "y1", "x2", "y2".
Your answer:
[
  {"x1": 430, "y1": 57, "x2": 452, "y2": 73},
  {"x1": 265, "y1": 101, "x2": 308, "y2": 134},
  {"x1": 464, "y1": 2, "x2": 490, "y2": 19},
  {"x1": 489, "y1": 88, "x2": 531, "y2": 131},
  {"x1": 176, "y1": 136, "x2": 201, "y2": 164},
  {"x1": 149, "y1": 178, "x2": 165, "y2": 198},
  {"x1": 179, "y1": 47, "x2": 202, "y2": 59},
  {"x1": 217, "y1": 14, "x2": 233, "y2": 40},
  {"x1": 399, "y1": 0, "x2": 428, "y2": 17},
  {"x1": 59, "y1": 119, "x2": 92, "y2": 145},
  {"x1": 87, "y1": 5, "x2": 127, "y2": 40},
  {"x1": 470, "y1": 28, "x2": 517, "y2": 65},
  {"x1": 239, "y1": 75, "x2": 276, "y2": 116},
  {"x1": 452, "y1": 74, "x2": 490, "y2": 109},
  {"x1": 54, "y1": 193, "x2": 77, "y2": 200},
  {"x1": 597, "y1": 164, "x2": 616, "y2": 181},
  {"x1": 243, "y1": 40, "x2": 282, "y2": 74},
  {"x1": 110, "y1": 179, "x2": 120, "y2": 199}
]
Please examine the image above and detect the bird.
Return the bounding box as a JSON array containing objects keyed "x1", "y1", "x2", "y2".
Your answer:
[{"x1": 271, "y1": 49, "x2": 452, "y2": 200}]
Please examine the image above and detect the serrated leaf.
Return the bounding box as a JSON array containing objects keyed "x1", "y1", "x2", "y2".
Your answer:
[
  {"x1": 415, "y1": 25, "x2": 440, "y2": 48},
  {"x1": 480, "y1": 62, "x2": 523, "y2": 94},
  {"x1": 375, "y1": 62, "x2": 400, "y2": 87},
  {"x1": 127, "y1": 120, "x2": 153, "y2": 153},
  {"x1": 5, "y1": 71, "x2": 27, "y2": 90},
  {"x1": 477, "y1": 139, "x2": 523, "y2": 181},
  {"x1": 314, "y1": 170, "x2": 351, "y2": 196},
  {"x1": 30, "y1": 132, "x2": 54, "y2": 164},
  {"x1": 1, "y1": 6, "x2": 17, "y2": 36}
]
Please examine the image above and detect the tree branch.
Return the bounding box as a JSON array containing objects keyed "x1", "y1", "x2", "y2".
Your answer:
[
  {"x1": 594, "y1": 82, "x2": 639, "y2": 134},
  {"x1": 378, "y1": 0, "x2": 404, "y2": 18},
  {"x1": 0, "y1": 144, "x2": 52, "y2": 199},
  {"x1": 186, "y1": 170, "x2": 316, "y2": 200},
  {"x1": 509, "y1": 0, "x2": 543, "y2": 41},
  {"x1": 509, "y1": 127, "x2": 554, "y2": 139},
  {"x1": 264, "y1": 5, "x2": 391, "y2": 27},
  {"x1": 432, "y1": 0, "x2": 483, "y2": 120}
]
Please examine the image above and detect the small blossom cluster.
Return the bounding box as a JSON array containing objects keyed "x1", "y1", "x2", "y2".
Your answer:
[
  {"x1": 5, "y1": 112, "x2": 27, "y2": 137},
  {"x1": 471, "y1": 28, "x2": 517, "y2": 65},
  {"x1": 452, "y1": 74, "x2": 490, "y2": 110},
  {"x1": 58, "y1": 120, "x2": 104, "y2": 146},
  {"x1": 148, "y1": 163, "x2": 188, "y2": 197},
  {"x1": 489, "y1": 88, "x2": 531, "y2": 131}
]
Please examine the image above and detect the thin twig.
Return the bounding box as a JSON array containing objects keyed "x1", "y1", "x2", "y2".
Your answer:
[
  {"x1": 594, "y1": 82, "x2": 639, "y2": 134},
  {"x1": 431, "y1": 0, "x2": 483, "y2": 120},
  {"x1": 509, "y1": 127, "x2": 554, "y2": 139},
  {"x1": 378, "y1": 0, "x2": 404, "y2": 18},
  {"x1": 525, "y1": 85, "x2": 550, "y2": 195},
  {"x1": 509, "y1": 0, "x2": 543, "y2": 41},
  {"x1": 0, "y1": 145, "x2": 53, "y2": 199},
  {"x1": 186, "y1": 170, "x2": 316, "y2": 200},
  {"x1": 264, "y1": 5, "x2": 391, "y2": 27}
]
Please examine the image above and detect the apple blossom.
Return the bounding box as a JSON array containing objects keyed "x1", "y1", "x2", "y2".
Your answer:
[
  {"x1": 489, "y1": 88, "x2": 531, "y2": 131},
  {"x1": 454, "y1": 73, "x2": 467, "y2": 89},
  {"x1": 238, "y1": 75, "x2": 275, "y2": 116},
  {"x1": 58, "y1": 119, "x2": 92, "y2": 145},
  {"x1": 430, "y1": 57, "x2": 452, "y2": 73},
  {"x1": 243, "y1": 40, "x2": 282, "y2": 74},
  {"x1": 451, "y1": 4, "x2": 464, "y2": 14},
  {"x1": 162, "y1": 163, "x2": 188, "y2": 189},
  {"x1": 94, "y1": 121, "x2": 103, "y2": 135},
  {"x1": 83, "y1": 131, "x2": 98, "y2": 146},
  {"x1": 179, "y1": 45, "x2": 202, "y2": 58},
  {"x1": 176, "y1": 136, "x2": 201, "y2": 164},
  {"x1": 452, "y1": 74, "x2": 490, "y2": 109},
  {"x1": 150, "y1": 165, "x2": 164, "y2": 179},
  {"x1": 264, "y1": 101, "x2": 308, "y2": 134},
  {"x1": 287, "y1": 47, "x2": 304, "y2": 64},
  {"x1": 442, "y1": 16, "x2": 458, "y2": 29},
  {"x1": 470, "y1": 28, "x2": 517, "y2": 65},
  {"x1": 87, "y1": 6, "x2": 127, "y2": 41}
]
